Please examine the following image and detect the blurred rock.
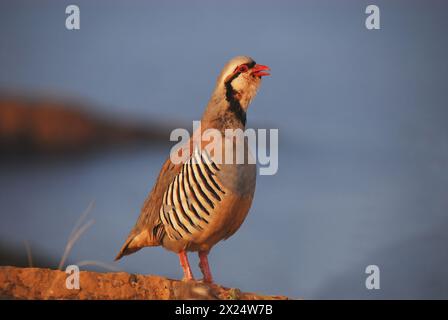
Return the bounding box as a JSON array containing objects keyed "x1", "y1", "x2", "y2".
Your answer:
[{"x1": 0, "y1": 94, "x2": 180, "y2": 156}]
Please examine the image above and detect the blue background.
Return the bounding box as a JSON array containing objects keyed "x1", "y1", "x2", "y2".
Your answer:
[{"x1": 1, "y1": 0, "x2": 447, "y2": 298}]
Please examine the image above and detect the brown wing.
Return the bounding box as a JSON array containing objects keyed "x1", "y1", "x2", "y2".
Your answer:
[
  {"x1": 115, "y1": 157, "x2": 183, "y2": 260},
  {"x1": 114, "y1": 136, "x2": 198, "y2": 260}
]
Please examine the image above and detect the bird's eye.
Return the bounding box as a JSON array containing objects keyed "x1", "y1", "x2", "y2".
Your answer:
[{"x1": 235, "y1": 64, "x2": 249, "y2": 73}]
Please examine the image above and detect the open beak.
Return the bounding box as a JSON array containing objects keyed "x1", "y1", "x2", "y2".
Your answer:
[{"x1": 251, "y1": 64, "x2": 271, "y2": 77}]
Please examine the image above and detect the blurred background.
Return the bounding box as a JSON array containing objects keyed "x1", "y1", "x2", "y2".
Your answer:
[{"x1": 1, "y1": 0, "x2": 448, "y2": 299}]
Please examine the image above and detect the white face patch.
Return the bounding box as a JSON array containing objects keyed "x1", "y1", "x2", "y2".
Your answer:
[
  {"x1": 217, "y1": 56, "x2": 255, "y2": 84},
  {"x1": 230, "y1": 73, "x2": 262, "y2": 111}
]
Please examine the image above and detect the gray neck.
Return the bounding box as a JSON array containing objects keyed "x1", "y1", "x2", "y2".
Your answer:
[{"x1": 201, "y1": 83, "x2": 246, "y2": 131}]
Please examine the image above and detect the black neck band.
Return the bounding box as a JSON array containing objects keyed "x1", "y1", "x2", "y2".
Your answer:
[{"x1": 224, "y1": 76, "x2": 246, "y2": 126}]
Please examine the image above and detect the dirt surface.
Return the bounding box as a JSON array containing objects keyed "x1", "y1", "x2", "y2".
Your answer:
[{"x1": 0, "y1": 266, "x2": 288, "y2": 300}]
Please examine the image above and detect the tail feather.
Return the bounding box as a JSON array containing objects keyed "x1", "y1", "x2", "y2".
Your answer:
[
  {"x1": 114, "y1": 228, "x2": 156, "y2": 261},
  {"x1": 114, "y1": 239, "x2": 140, "y2": 261}
]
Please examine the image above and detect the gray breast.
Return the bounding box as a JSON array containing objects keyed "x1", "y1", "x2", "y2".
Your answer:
[{"x1": 215, "y1": 137, "x2": 257, "y2": 196}]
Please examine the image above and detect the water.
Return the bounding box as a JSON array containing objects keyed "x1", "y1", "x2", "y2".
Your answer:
[{"x1": 1, "y1": 0, "x2": 448, "y2": 298}]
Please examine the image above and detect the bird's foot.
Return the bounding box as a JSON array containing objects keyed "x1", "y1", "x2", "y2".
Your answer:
[
  {"x1": 182, "y1": 275, "x2": 195, "y2": 281},
  {"x1": 200, "y1": 277, "x2": 213, "y2": 284}
]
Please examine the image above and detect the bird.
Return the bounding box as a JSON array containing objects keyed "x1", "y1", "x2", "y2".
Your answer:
[{"x1": 115, "y1": 56, "x2": 270, "y2": 283}]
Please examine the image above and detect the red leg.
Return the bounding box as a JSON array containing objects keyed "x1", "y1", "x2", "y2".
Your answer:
[
  {"x1": 198, "y1": 250, "x2": 213, "y2": 283},
  {"x1": 178, "y1": 250, "x2": 194, "y2": 281}
]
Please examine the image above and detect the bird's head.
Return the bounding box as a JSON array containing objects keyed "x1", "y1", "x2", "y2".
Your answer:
[
  {"x1": 217, "y1": 56, "x2": 270, "y2": 112},
  {"x1": 202, "y1": 56, "x2": 270, "y2": 128}
]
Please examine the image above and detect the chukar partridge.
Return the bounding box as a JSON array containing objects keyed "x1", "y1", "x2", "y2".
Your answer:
[{"x1": 115, "y1": 56, "x2": 270, "y2": 282}]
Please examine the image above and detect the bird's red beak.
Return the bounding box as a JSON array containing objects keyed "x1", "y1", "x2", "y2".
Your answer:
[{"x1": 251, "y1": 64, "x2": 271, "y2": 77}]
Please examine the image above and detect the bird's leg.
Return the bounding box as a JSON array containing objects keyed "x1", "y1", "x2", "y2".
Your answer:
[
  {"x1": 198, "y1": 250, "x2": 213, "y2": 283},
  {"x1": 178, "y1": 250, "x2": 194, "y2": 281}
]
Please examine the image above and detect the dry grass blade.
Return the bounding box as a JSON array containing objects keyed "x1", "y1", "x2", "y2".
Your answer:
[
  {"x1": 23, "y1": 240, "x2": 33, "y2": 267},
  {"x1": 69, "y1": 200, "x2": 95, "y2": 240},
  {"x1": 58, "y1": 219, "x2": 95, "y2": 270},
  {"x1": 76, "y1": 260, "x2": 121, "y2": 272}
]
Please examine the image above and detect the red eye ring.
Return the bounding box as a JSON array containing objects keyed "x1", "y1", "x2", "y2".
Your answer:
[{"x1": 235, "y1": 64, "x2": 249, "y2": 73}]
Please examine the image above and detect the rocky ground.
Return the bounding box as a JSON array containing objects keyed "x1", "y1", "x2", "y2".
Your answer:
[{"x1": 0, "y1": 266, "x2": 288, "y2": 300}]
